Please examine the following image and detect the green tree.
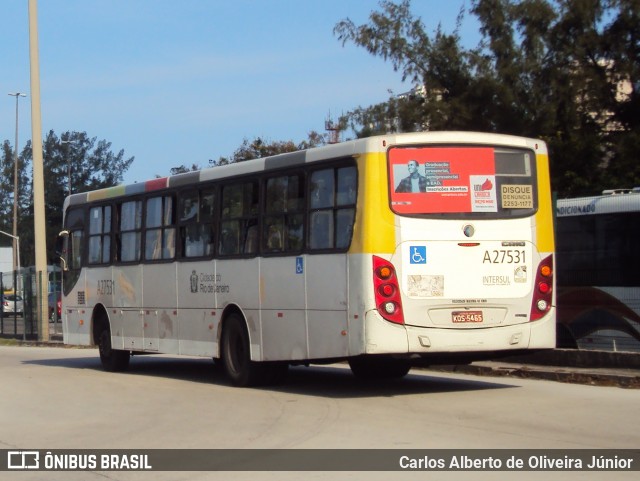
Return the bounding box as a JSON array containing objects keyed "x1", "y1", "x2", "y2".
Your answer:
[
  {"x1": 335, "y1": 0, "x2": 639, "y2": 196},
  {"x1": 0, "y1": 131, "x2": 133, "y2": 267},
  {"x1": 211, "y1": 131, "x2": 326, "y2": 166},
  {"x1": 0, "y1": 140, "x2": 32, "y2": 259},
  {"x1": 169, "y1": 164, "x2": 200, "y2": 176}
]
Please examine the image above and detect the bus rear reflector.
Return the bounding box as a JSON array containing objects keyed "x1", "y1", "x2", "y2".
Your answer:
[
  {"x1": 530, "y1": 254, "x2": 553, "y2": 321},
  {"x1": 373, "y1": 256, "x2": 404, "y2": 325}
]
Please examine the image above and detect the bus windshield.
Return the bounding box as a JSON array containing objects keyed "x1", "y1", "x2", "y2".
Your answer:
[{"x1": 388, "y1": 145, "x2": 537, "y2": 218}]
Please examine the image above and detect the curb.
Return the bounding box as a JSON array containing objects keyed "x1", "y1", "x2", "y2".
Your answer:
[
  {"x1": 429, "y1": 362, "x2": 640, "y2": 389},
  {"x1": 498, "y1": 348, "x2": 640, "y2": 369}
]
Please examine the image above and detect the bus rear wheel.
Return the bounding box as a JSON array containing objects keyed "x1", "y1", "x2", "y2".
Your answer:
[
  {"x1": 348, "y1": 356, "x2": 411, "y2": 380},
  {"x1": 221, "y1": 314, "x2": 266, "y2": 387},
  {"x1": 98, "y1": 328, "x2": 130, "y2": 372}
]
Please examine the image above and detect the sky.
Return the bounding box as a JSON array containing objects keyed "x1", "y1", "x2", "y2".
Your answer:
[{"x1": 1, "y1": 0, "x2": 481, "y2": 185}]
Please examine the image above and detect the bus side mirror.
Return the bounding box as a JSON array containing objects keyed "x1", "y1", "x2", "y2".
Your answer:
[{"x1": 56, "y1": 230, "x2": 70, "y2": 272}]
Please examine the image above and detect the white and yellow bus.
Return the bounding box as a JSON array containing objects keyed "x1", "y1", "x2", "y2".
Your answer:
[{"x1": 57, "y1": 132, "x2": 555, "y2": 386}]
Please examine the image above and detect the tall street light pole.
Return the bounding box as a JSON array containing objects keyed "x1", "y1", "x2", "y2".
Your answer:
[
  {"x1": 28, "y1": 0, "x2": 48, "y2": 341},
  {"x1": 7, "y1": 92, "x2": 26, "y2": 278}
]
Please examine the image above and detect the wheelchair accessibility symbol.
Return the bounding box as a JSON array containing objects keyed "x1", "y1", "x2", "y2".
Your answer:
[{"x1": 410, "y1": 246, "x2": 427, "y2": 264}]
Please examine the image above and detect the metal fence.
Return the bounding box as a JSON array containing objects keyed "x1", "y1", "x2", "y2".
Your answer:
[{"x1": 0, "y1": 270, "x2": 62, "y2": 341}]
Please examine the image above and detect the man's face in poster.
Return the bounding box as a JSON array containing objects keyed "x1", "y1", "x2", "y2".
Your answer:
[{"x1": 407, "y1": 160, "x2": 419, "y2": 177}]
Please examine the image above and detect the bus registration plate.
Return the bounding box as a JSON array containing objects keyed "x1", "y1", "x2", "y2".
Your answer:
[{"x1": 452, "y1": 311, "x2": 483, "y2": 323}]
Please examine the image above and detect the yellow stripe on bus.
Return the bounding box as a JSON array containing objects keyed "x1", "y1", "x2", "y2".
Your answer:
[
  {"x1": 350, "y1": 152, "x2": 396, "y2": 255},
  {"x1": 535, "y1": 153, "x2": 555, "y2": 253}
]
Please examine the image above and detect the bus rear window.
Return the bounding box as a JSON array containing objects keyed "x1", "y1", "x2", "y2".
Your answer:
[{"x1": 388, "y1": 145, "x2": 537, "y2": 218}]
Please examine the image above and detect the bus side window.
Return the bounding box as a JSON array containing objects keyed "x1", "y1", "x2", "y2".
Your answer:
[
  {"x1": 62, "y1": 207, "x2": 86, "y2": 270},
  {"x1": 337, "y1": 166, "x2": 357, "y2": 206},
  {"x1": 264, "y1": 222, "x2": 284, "y2": 251},
  {"x1": 335, "y1": 166, "x2": 357, "y2": 249},
  {"x1": 163, "y1": 228, "x2": 176, "y2": 259},
  {"x1": 183, "y1": 223, "x2": 214, "y2": 258},
  {"x1": 144, "y1": 196, "x2": 175, "y2": 261},
  {"x1": 118, "y1": 200, "x2": 142, "y2": 262},
  {"x1": 70, "y1": 230, "x2": 84, "y2": 269},
  {"x1": 180, "y1": 192, "x2": 198, "y2": 222},
  {"x1": 201, "y1": 192, "x2": 215, "y2": 222},
  {"x1": 307, "y1": 165, "x2": 356, "y2": 251},
  {"x1": 220, "y1": 182, "x2": 258, "y2": 256},
  {"x1": 263, "y1": 173, "x2": 304, "y2": 254},
  {"x1": 219, "y1": 222, "x2": 239, "y2": 255},
  {"x1": 287, "y1": 214, "x2": 304, "y2": 251},
  {"x1": 200, "y1": 191, "x2": 216, "y2": 257},
  {"x1": 244, "y1": 224, "x2": 258, "y2": 254},
  {"x1": 145, "y1": 230, "x2": 161, "y2": 260},
  {"x1": 178, "y1": 190, "x2": 216, "y2": 259},
  {"x1": 310, "y1": 169, "x2": 334, "y2": 209},
  {"x1": 310, "y1": 211, "x2": 333, "y2": 249},
  {"x1": 88, "y1": 205, "x2": 112, "y2": 265}
]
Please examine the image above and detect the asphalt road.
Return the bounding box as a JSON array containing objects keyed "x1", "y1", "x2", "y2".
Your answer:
[{"x1": 0, "y1": 345, "x2": 637, "y2": 481}]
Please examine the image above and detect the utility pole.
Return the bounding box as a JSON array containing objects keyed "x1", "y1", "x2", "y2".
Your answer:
[
  {"x1": 29, "y1": 0, "x2": 48, "y2": 341},
  {"x1": 7, "y1": 92, "x2": 26, "y2": 280}
]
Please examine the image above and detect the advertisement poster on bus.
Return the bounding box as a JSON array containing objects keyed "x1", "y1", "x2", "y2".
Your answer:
[{"x1": 388, "y1": 147, "x2": 498, "y2": 214}]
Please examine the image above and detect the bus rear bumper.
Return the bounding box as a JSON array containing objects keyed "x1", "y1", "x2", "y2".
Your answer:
[{"x1": 364, "y1": 310, "x2": 555, "y2": 355}]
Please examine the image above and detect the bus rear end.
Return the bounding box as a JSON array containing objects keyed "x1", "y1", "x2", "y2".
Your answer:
[{"x1": 360, "y1": 134, "x2": 556, "y2": 363}]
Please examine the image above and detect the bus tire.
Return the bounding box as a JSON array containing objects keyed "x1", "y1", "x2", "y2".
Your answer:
[
  {"x1": 348, "y1": 356, "x2": 411, "y2": 380},
  {"x1": 98, "y1": 327, "x2": 130, "y2": 372},
  {"x1": 221, "y1": 313, "x2": 266, "y2": 387}
]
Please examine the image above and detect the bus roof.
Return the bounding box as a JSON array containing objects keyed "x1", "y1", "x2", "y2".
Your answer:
[
  {"x1": 63, "y1": 131, "x2": 546, "y2": 210},
  {"x1": 556, "y1": 189, "x2": 640, "y2": 216}
]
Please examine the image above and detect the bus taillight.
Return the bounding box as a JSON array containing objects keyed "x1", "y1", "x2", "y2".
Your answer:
[
  {"x1": 530, "y1": 255, "x2": 553, "y2": 321},
  {"x1": 373, "y1": 256, "x2": 404, "y2": 325}
]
